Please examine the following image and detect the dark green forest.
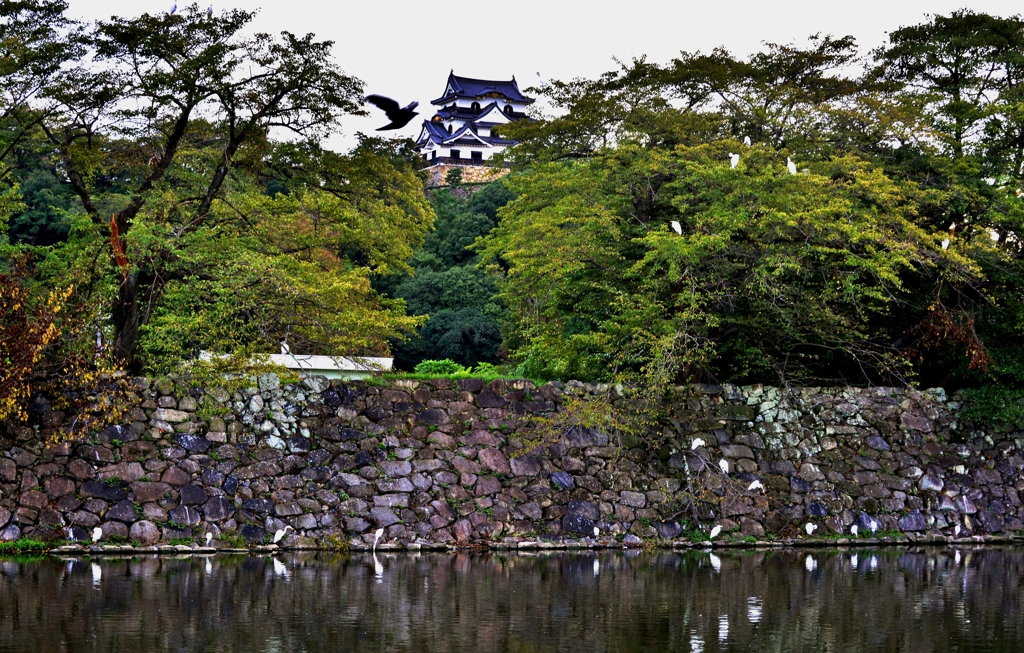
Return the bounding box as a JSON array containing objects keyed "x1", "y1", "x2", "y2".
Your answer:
[{"x1": 5, "y1": 2, "x2": 1024, "y2": 424}]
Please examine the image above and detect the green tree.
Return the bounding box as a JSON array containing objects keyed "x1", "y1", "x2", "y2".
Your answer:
[
  {"x1": 485, "y1": 49, "x2": 983, "y2": 385},
  {"x1": 2, "y1": 3, "x2": 435, "y2": 373}
]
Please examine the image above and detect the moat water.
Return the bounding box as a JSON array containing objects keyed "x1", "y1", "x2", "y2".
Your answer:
[{"x1": 1, "y1": 547, "x2": 1022, "y2": 652}]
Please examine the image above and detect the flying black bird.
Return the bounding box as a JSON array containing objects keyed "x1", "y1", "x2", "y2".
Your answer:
[{"x1": 365, "y1": 95, "x2": 419, "y2": 131}]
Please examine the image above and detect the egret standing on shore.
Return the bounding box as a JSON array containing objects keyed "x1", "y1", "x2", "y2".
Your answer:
[
  {"x1": 273, "y1": 526, "x2": 293, "y2": 544},
  {"x1": 372, "y1": 528, "x2": 385, "y2": 554}
]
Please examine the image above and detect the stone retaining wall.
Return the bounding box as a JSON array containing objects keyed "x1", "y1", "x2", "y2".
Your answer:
[{"x1": 2, "y1": 377, "x2": 1023, "y2": 550}]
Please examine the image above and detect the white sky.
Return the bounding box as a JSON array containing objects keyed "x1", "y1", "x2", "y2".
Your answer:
[{"x1": 69, "y1": 0, "x2": 1023, "y2": 152}]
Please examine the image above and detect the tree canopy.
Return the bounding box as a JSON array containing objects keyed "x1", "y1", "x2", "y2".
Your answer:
[
  {"x1": 483, "y1": 9, "x2": 1024, "y2": 389},
  {"x1": 1, "y1": 1, "x2": 434, "y2": 374}
]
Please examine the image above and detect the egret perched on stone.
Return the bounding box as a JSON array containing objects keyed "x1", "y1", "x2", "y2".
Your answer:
[
  {"x1": 670, "y1": 220, "x2": 682, "y2": 235},
  {"x1": 709, "y1": 525, "x2": 722, "y2": 540},
  {"x1": 743, "y1": 136, "x2": 752, "y2": 146},
  {"x1": 92, "y1": 527, "x2": 102, "y2": 542},
  {"x1": 747, "y1": 480, "x2": 763, "y2": 492},
  {"x1": 954, "y1": 524, "x2": 961, "y2": 538},
  {"x1": 372, "y1": 527, "x2": 385, "y2": 554},
  {"x1": 593, "y1": 526, "x2": 600, "y2": 538},
  {"x1": 205, "y1": 532, "x2": 213, "y2": 547},
  {"x1": 729, "y1": 153, "x2": 740, "y2": 169},
  {"x1": 691, "y1": 438, "x2": 705, "y2": 450},
  {"x1": 787, "y1": 157, "x2": 797, "y2": 175},
  {"x1": 718, "y1": 459, "x2": 729, "y2": 474},
  {"x1": 850, "y1": 525, "x2": 858, "y2": 537},
  {"x1": 805, "y1": 523, "x2": 817, "y2": 535},
  {"x1": 869, "y1": 520, "x2": 879, "y2": 536},
  {"x1": 272, "y1": 525, "x2": 293, "y2": 544}
]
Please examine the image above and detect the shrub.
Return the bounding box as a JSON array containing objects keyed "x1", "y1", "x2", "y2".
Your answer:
[{"x1": 413, "y1": 359, "x2": 467, "y2": 375}]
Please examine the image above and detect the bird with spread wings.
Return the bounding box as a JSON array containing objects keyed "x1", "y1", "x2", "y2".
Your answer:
[{"x1": 365, "y1": 95, "x2": 419, "y2": 131}]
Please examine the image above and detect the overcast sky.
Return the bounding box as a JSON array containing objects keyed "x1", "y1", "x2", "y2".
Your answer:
[{"x1": 69, "y1": 0, "x2": 1023, "y2": 152}]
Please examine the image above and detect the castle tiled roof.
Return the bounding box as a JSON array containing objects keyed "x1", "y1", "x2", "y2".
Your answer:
[{"x1": 432, "y1": 71, "x2": 534, "y2": 105}]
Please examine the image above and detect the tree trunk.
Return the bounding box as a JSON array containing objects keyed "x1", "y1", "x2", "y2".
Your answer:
[{"x1": 111, "y1": 270, "x2": 142, "y2": 373}]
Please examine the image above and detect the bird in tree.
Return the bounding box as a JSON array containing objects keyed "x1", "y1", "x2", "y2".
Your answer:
[{"x1": 365, "y1": 95, "x2": 419, "y2": 130}]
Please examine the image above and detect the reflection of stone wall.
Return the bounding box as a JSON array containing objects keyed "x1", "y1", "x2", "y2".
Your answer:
[
  {"x1": 1, "y1": 378, "x2": 1023, "y2": 549},
  {"x1": 4, "y1": 550, "x2": 1024, "y2": 651}
]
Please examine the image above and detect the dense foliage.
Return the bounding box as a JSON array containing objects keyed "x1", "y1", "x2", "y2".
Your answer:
[
  {"x1": 380, "y1": 181, "x2": 513, "y2": 370},
  {"x1": 7, "y1": 2, "x2": 1024, "y2": 427},
  {"x1": 1, "y1": 1, "x2": 434, "y2": 379},
  {"x1": 481, "y1": 10, "x2": 1024, "y2": 393}
]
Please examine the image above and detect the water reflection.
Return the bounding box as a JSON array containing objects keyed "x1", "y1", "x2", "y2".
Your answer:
[{"x1": 0, "y1": 547, "x2": 1022, "y2": 652}]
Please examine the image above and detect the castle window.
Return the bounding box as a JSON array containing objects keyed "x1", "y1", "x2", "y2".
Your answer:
[
  {"x1": 471, "y1": 151, "x2": 482, "y2": 162},
  {"x1": 504, "y1": 105, "x2": 513, "y2": 116},
  {"x1": 451, "y1": 150, "x2": 460, "y2": 160},
  {"x1": 471, "y1": 102, "x2": 480, "y2": 111},
  {"x1": 447, "y1": 124, "x2": 452, "y2": 134}
]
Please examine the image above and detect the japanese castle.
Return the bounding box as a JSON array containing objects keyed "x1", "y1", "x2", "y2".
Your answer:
[{"x1": 414, "y1": 71, "x2": 533, "y2": 167}]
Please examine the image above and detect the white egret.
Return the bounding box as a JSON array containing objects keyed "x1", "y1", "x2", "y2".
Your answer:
[
  {"x1": 205, "y1": 532, "x2": 213, "y2": 547},
  {"x1": 670, "y1": 220, "x2": 682, "y2": 235},
  {"x1": 169, "y1": 3, "x2": 176, "y2": 13},
  {"x1": 805, "y1": 523, "x2": 817, "y2": 535},
  {"x1": 747, "y1": 480, "x2": 763, "y2": 492},
  {"x1": 690, "y1": 438, "x2": 705, "y2": 450},
  {"x1": 743, "y1": 136, "x2": 752, "y2": 146},
  {"x1": 718, "y1": 459, "x2": 729, "y2": 474},
  {"x1": 709, "y1": 525, "x2": 722, "y2": 540},
  {"x1": 593, "y1": 526, "x2": 600, "y2": 538},
  {"x1": 92, "y1": 527, "x2": 103, "y2": 542},
  {"x1": 954, "y1": 524, "x2": 961, "y2": 538},
  {"x1": 709, "y1": 553, "x2": 721, "y2": 572},
  {"x1": 272, "y1": 525, "x2": 293, "y2": 544},
  {"x1": 787, "y1": 157, "x2": 797, "y2": 175},
  {"x1": 941, "y1": 238, "x2": 950, "y2": 250},
  {"x1": 869, "y1": 520, "x2": 879, "y2": 536},
  {"x1": 850, "y1": 524, "x2": 858, "y2": 537},
  {"x1": 729, "y1": 153, "x2": 740, "y2": 169},
  {"x1": 372, "y1": 527, "x2": 385, "y2": 554}
]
